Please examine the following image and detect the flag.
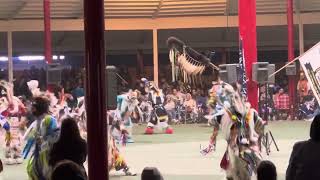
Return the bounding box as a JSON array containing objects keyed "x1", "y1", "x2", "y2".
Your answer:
[
  {"x1": 238, "y1": 38, "x2": 248, "y2": 98},
  {"x1": 299, "y1": 42, "x2": 320, "y2": 104}
]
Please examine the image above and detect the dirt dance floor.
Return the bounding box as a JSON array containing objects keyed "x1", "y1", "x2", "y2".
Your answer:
[{"x1": 0, "y1": 121, "x2": 311, "y2": 180}]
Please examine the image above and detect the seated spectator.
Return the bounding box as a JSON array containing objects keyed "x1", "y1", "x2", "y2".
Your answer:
[
  {"x1": 49, "y1": 118, "x2": 87, "y2": 170},
  {"x1": 196, "y1": 90, "x2": 208, "y2": 109},
  {"x1": 141, "y1": 167, "x2": 163, "y2": 180},
  {"x1": 286, "y1": 114, "x2": 320, "y2": 180},
  {"x1": 183, "y1": 93, "x2": 198, "y2": 122},
  {"x1": 172, "y1": 88, "x2": 184, "y2": 105},
  {"x1": 164, "y1": 95, "x2": 176, "y2": 123},
  {"x1": 275, "y1": 88, "x2": 290, "y2": 120},
  {"x1": 257, "y1": 160, "x2": 277, "y2": 180},
  {"x1": 183, "y1": 93, "x2": 197, "y2": 113},
  {"x1": 51, "y1": 160, "x2": 87, "y2": 180}
]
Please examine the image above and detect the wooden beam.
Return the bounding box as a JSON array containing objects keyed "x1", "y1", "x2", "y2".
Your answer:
[
  {"x1": 159, "y1": 8, "x2": 225, "y2": 13},
  {"x1": 106, "y1": 6, "x2": 157, "y2": 10},
  {"x1": 163, "y1": 0, "x2": 226, "y2": 6},
  {"x1": 153, "y1": 0, "x2": 163, "y2": 18},
  {"x1": 161, "y1": 4, "x2": 226, "y2": 9},
  {"x1": 7, "y1": 1, "x2": 28, "y2": 19},
  {"x1": 7, "y1": 31, "x2": 13, "y2": 83},
  {"x1": 0, "y1": 12, "x2": 319, "y2": 31}
]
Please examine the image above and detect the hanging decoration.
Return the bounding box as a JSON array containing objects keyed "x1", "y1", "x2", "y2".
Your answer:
[{"x1": 167, "y1": 37, "x2": 219, "y2": 86}]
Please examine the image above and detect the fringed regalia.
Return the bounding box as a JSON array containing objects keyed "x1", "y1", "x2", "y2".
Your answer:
[
  {"x1": 202, "y1": 82, "x2": 266, "y2": 180},
  {"x1": 24, "y1": 115, "x2": 59, "y2": 180}
]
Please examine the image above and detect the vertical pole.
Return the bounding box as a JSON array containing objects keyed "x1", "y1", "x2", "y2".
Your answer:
[
  {"x1": 298, "y1": 12, "x2": 304, "y2": 55},
  {"x1": 7, "y1": 31, "x2": 13, "y2": 83},
  {"x1": 153, "y1": 29, "x2": 159, "y2": 86},
  {"x1": 296, "y1": 0, "x2": 304, "y2": 55},
  {"x1": 43, "y1": 0, "x2": 52, "y2": 64},
  {"x1": 84, "y1": 0, "x2": 108, "y2": 179},
  {"x1": 239, "y1": 0, "x2": 258, "y2": 110},
  {"x1": 287, "y1": 0, "x2": 296, "y2": 119}
]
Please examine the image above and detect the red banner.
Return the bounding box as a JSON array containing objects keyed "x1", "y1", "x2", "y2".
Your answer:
[{"x1": 239, "y1": 0, "x2": 258, "y2": 110}]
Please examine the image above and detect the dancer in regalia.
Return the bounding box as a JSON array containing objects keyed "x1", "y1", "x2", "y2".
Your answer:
[
  {"x1": 107, "y1": 110, "x2": 136, "y2": 176},
  {"x1": 142, "y1": 79, "x2": 173, "y2": 135},
  {"x1": 23, "y1": 96, "x2": 59, "y2": 180},
  {"x1": 0, "y1": 81, "x2": 26, "y2": 165},
  {"x1": 116, "y1": 90, "x2": 142, "y2": 143},
  {"x1": 202, "y1": 76, "x2": 266, "y2": 180},
  {"x1": 73, "y1": 97, "x2": 136, "y2": 176}
]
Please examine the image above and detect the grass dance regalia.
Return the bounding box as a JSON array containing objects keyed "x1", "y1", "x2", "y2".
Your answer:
[
  {"x1": 0, "y1": 80, "x2": 27, "y2": 165},
  {"x1": 202, "y1": 80, "x2": 266, "y2": 180},
  {"x1": 116, "y1": 90, "x2": 144, "y2": 143},
  {"x1": 107, "y1": 110, "x2": 136, "y2": 176},
  {"x1": 23, "y1": 96, "x2": 59, "y2": 180},
  {"x1": 143, "y1": 79, "x2": 173, "y2": 135},
  {"x1": 73, "y1": 98, "x2": 136, "y2": 176},
  {"x1": 23, "y1": 80, "x2": 77, "y2": 179}
]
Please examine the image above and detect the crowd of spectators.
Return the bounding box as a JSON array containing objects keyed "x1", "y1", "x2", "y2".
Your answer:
[
  {"x1": 7, "y1": 66, "x2": 319, "y2": 122},
  {"x1": 258, "y1": 71, "x2": 318, "y2": 121}
]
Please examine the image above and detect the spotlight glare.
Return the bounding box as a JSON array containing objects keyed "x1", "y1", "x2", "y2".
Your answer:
[
  {"x1": 0, "y1": 57, "x2": 8, "y2": 61},
  {"x1": 18, "y1": 56, "x2": 45, "y2": 61}
]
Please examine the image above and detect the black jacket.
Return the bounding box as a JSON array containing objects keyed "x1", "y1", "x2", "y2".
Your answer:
[
  {"x1": 286, "y1": 140, "x2": 320, "y2": 180},
  {"x1": 49, "y1": 138, "x2": 87, "y2": 169}
]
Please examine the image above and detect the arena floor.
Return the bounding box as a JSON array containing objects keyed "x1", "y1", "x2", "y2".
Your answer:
[{"x1": 0, "y1": 121, "x2": 311, "y2": 180}]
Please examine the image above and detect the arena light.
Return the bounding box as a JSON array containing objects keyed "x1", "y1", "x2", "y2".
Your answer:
[
  {"x1": 59, "y1": 55, "x2": 65, "y2": 60},
  {"x1": 18, "y1": 56, "x2": 45, "y2": 61},
  {"x1": 53, "y1": 55, "x2": 58, "y2": 60},
  {"x1": 0, "y1": 57, "x2": 8, "y2": 61}
]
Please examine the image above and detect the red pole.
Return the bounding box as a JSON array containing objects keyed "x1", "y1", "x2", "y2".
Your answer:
[
  {"x1": 239, "y1": 0, "x2": 258, "y2": 110},
  {"x1": 84, "y1": 0, "x2": 108, "y2": 179},
  {"x1": 287, "y1": 0, "x2": 296, "y2": 119},
  {"x1": 43, "y1": 0, "x2": 54, "y2": 92},
  {"x1": 43, "y1": 0, "x2": 52, "y2": 64}
]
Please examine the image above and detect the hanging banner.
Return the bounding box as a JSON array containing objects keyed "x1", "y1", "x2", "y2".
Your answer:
[{"x1": 299, "y1": 42, "x2": 320, "y2": 104}]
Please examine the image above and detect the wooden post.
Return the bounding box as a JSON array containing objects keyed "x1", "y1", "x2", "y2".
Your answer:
[
  {"x1": 298, "y1": 11, "x2": 304, "y2": 55},
  {"x1": 287, "y1": 0, "x2": 296, "y2": 119},
  {"x1": 43, "y1": 0, "x2": 52, "y2": 64},
  {"x1": 7, "y1": 31, "x2": 13, "y2": 83},
  {"x1": 84, "y1": 0, "x2": 108, "y2": 179},
  {"x1": 153, "y1": 29, "x2": 159, "y2": 86}
]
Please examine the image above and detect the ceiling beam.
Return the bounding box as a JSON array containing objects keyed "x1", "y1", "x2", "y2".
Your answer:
[
  {"x1": 161, "y1": 4, "x2": 225, "y2": 10},
  {"x1": 163, "y1": 0, "x2": 226, "y2": 6},
  {"x1": 7, "y1": 1, "x2": 28, "y2": 20},
  {"x1": 224, "y1": 0, "x2": 230, "y2": 15},
  {"x1": 0, "y1": 12, "x2": 319, "y2": 31},
  {"x1": 152, "y1": 0, "x2": 163, "y2": 18},
  {"x1": 160, "y1": 6, "x2": 226, "y2": 12}
]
